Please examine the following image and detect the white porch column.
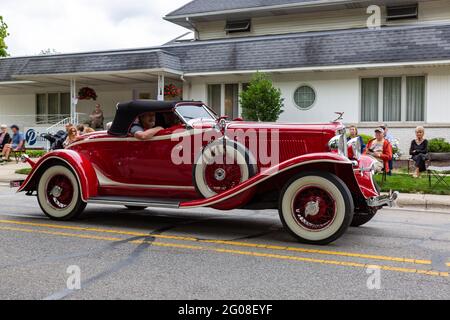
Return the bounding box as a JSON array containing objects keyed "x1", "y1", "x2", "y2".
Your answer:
[
  {"x1": 70, "y1": 78, "x2": 78, "y2": 123},
  {"x1": 157, "y1": 73, "x2": 165, "y2": 101}
]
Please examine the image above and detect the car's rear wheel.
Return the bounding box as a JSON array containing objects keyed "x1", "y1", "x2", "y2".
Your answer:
[
  {"x1": 278, "y1": 172, "x2": 354, "y2": 245},
  {"x1": 37, "y1": 165, "x2": 86, "y2": 221},
  {"x1": 193, "y1": 140, "x2": 257, "y2": 198}
]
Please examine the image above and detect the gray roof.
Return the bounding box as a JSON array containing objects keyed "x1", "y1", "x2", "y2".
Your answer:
[
  {"x1": 165, "y1": 24, "x2": 450, "y2": 73},
  {"x1": 166, "y1": 0, "x2": 350, "y2": 17},
  {"x1": 1, "y1": 24, "x2": 450, "y2": 81},
  {"x1": 8, "y1": 50, "x2": 181, "y2": 78}
]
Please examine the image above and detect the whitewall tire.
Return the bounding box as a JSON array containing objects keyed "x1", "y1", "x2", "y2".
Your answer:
[
  {"x1": 193, "y1": 140, "x2": 257, "y2": 198},
  {"x1": 278, "y1": 172, "x2": 354, "y2": 245},
  {"x1": 37, "y1": 165, "x2": 86, "y2": 221}
]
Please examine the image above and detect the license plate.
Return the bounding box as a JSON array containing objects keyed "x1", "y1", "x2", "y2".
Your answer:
[{"x1": 10, "y1": 180, "x2": 24, "y2": 188}]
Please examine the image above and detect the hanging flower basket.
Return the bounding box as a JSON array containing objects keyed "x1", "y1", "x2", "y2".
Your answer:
[
  {"x1": 164, "y1": 84, "x2": 182, "y2": 98},
  {"x1": 78, "y1": 87, "x2": 98, "y2": 101}
]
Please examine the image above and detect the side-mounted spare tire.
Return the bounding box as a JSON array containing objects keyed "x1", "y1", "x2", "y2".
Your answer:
[{"x1": 193, "y1": 139, "x2": 258, "y2": 198}]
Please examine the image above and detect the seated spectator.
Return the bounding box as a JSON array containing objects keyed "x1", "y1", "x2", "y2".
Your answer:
[
  {"x1": 130, "y1": 112, "x2": 163, "y2": 141},
  {"x1": 0, "y1": 124, "x2": 11, "y2": 152},
  {"x1": 77, "y1": 124, "x2": 85, "y2": 135},
  {"x1": 347, "y1": 125, "x2": 366, "y2": 154},
  {"x1": 84, "y1": 127, "x2": 96, "y2": 134},
  {"x1": 63, "y1": 125, "x2": 81, "y2": 148},
  {"x1": 364, "y1": 127, "x2": 393, "y2": 173},
  {"x1": 1, "y1": 125, "x2": 25, "y2": 162},
  {"x1": 409, "y1": 126, "x2": 429, "y2": 178},
  {"x1": 381, "y1": 124, "x2": 396, "y2": 175}
]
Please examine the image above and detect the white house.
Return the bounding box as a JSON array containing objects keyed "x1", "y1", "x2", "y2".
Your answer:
[{"x1": 1, "y1": 0, "x2": 450, "y2": 154}]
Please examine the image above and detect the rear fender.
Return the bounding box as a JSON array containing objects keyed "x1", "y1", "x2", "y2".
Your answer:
[
  {"x1": 181, "y1": 153, "x2": 363, "y2": 209},
  {"x1": 18, "y1": 150, "x2": 98, "y2": 201}
]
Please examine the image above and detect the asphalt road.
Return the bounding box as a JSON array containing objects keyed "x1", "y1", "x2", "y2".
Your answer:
[{"x1": 0, "y1": 183, "x2": 449, "y2": 300}]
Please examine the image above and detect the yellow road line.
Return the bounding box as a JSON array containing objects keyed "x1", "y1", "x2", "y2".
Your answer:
[
  {"x1": 0, "y1": 219, "x2": 439, "y2": 267},
  {"x1": 0, "y1": 225, "x2": 447, "y2": 278}
]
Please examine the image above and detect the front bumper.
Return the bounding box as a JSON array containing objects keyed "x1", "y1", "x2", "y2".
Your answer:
[{"x1": 366, "y1": 191, "x2": 399, "y2": 208}]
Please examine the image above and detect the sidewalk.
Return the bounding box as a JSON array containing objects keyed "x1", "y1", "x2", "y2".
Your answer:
[
  {"x1": 0, "y1": 162, "x2": 30, "y2": 183},
  {"x1": 0, "y1": 162, "x2": 449, "y2": 212},
  {"x1": 396, "y1": 193, "x2": 450, "y2": 212}
]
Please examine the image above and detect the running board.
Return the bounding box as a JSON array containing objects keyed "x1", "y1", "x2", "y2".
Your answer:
[{"x1": 88, "y1": 196, "x2": 181, "y2": 209}]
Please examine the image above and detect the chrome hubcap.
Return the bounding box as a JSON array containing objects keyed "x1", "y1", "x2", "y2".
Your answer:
[
  {"x1": 304, "y1": 201, "x2": 320, "y2": 217},
  {"x1": 214, "y1": 168, "x2": 226, "y2": 181},
  {"x1": 50, "y1": 185, "x2": 63, "y2": 198}
]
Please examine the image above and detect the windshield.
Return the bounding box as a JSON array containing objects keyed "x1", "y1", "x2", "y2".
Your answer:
[{"x1": 176, "y1": 105, "x2": 217, "y2": 122}]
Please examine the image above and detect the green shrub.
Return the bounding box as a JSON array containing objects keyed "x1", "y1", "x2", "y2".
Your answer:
[
  {"x1": 360, "y1": 134, "x2": 374, "y2": 145},
  {"x1": 26, "y1": 150, "x2": 47, "y2": 158},
  {"x1": 428, "y1": 138, "x2": 450, "y2": 153},
  {"x1": 240, "y1": 72, "x2": 284, "y2": 122}
]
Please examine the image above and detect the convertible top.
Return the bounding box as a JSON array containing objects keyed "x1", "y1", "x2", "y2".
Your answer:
[{"x1": 108, "y1": 100, "x2": 179, "y2": 137}]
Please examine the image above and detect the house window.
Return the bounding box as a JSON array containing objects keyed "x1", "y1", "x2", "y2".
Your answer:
[
  {"x1": 386, "y1": 4, "x2": 418, "y2": 21},
  {"x1": 225, "y1": 84, "x2": 239, "y2": 120},
  {"x1": 383, "y1": 77, "x2": 402, "y2": 122},
  {"x1": 36, "y1": 92, "x2": 71, "y2": 124},
  {"x1": 207, "y1": 84, "x2": 221, "y2": 115},
  {"x1": 225, "y1": 19, "x2": 251, "y2": 34},
  {"x1": 294, "y1": 85, "x2": 316, "y2": 110},
  {"x1": 361, "y1": 78, "x2": 379, "y2": 122},
  {"x1": 406, "y1": 76, "x2": 425, "y2": 122},
  {"x1": 361, "y1": 76, "x2": 425, "y2": 122}
]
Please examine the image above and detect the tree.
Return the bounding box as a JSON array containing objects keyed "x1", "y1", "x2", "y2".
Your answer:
[
  {"x1": 0, "y1": 16, "x2": 9, "y2": 57},
  {"x1": 240, "y1": 72, "x2": 284, "y2": 122}
]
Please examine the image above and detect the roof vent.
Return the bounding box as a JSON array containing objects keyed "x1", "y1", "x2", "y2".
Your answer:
[
  {"x1": 386, "y1": 4, "x2": 418, "y2": 21},
  {"x1": 225, "y1": 19, "x2": 251, "y2": 33}
]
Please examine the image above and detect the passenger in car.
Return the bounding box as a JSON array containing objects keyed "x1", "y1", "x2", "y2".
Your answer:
[{"x1": 130, "y1": 112, "x2": 164, "y2": 141}]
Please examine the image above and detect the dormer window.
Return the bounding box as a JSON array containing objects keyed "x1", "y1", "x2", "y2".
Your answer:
[
  {"x1": 225, "y1": 19, "x2": 251, "y2": 34},
  {"x1": 386, "y1": 4, "x2": 418, "y2": 21}
]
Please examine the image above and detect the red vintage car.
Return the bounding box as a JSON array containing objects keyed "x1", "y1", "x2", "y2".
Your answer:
[{"x1": 17, "y1": 100, "x2": 397, "y2": 245}]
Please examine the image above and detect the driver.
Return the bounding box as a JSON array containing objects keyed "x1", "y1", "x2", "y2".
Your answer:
[{"x1": 130, "y1": 112, "x2": 164, "y2": 141}]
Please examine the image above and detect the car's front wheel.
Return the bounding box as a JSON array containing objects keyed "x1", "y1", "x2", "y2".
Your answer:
[
  {"x1": 37, "y1": 165, "x2": 86, "y2": 221},
  {"x1": 278, "y1": 172, "x2": 354, "y2": 245}
]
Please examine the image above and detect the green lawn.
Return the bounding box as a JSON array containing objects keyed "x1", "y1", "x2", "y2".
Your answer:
[
  {"x1": 374, "y1": 173, "x2": 450, "y2": 195},
  {"x1": 15, "y1": 168, "x2": 32, "y2": 175}
]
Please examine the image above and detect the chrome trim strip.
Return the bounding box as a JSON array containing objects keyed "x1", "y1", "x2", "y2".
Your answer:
[{"x1": 88, "y1": 199, "x2": 180, "y2": 209}]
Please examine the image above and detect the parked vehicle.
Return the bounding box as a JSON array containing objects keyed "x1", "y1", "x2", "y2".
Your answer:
[{"x1": 17, "y1": 100, "x2": 397, "y2": 245}]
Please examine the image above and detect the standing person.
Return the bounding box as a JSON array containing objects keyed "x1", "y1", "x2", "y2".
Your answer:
[
  {"x1": 89, "y1": 104, "x2": 104, "y2": 130},
  {"x1": 0, "y1": 124, "x2": 11, "y2": 152},
  {"x1": 63, "y1": 125, "x2": 81, "y2": 148},
  {"x1": 409, "y1": 126, "x2": 429, "y2": 178},
  {"x1": 365, "y1": 127, "x2": 393, "y2": 173},
  {"x1": 347, "y1": 125, "x2": 366, "y2": 154},
  {"x1": 1, "y1": 125, "x2": 25, "y2": 162},
  {"x1": 381, "y1": 124, "x2": 395, "y2": 175}
]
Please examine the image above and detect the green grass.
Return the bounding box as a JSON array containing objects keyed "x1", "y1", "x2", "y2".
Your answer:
[
  {"x1": 15, "y1": 168, "x2": 32, "y2": 175},
  {"x1": 374, "y1": 173, "x2": 450, "y2": 195}
]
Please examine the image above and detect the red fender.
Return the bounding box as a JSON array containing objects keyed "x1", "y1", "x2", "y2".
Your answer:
[
  {"x1": 181, "y1": 152, "x2": 361, "y2": 209},
  {"x1": 18, "y1": 150, "x2": 98, "y2": 202}
]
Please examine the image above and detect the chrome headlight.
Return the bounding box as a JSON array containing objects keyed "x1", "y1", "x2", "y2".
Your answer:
[
  {"x1": 328, "y1": 134, "x2": 347, "y2": 157},
  {"x1": 347, "y1": 137, "x2": 362, "y2": 160}
]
